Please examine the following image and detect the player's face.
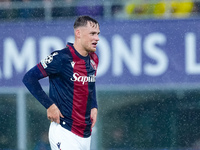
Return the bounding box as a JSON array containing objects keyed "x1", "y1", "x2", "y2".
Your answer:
[{"x1": 79, "y1": 22, "x2": 100, "y2": 53}]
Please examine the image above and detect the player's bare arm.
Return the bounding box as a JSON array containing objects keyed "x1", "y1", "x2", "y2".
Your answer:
[
  {"x1": 91, "y1": 108, "x2": 98, "y2": 128},
  {"x1": 47, "y1": 104, "x2": 64, "y2": 124}
]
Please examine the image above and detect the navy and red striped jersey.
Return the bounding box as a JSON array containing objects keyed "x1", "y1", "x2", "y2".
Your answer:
[{"x1": 38, "y1": 42, "x2": 98, "y2": 137}]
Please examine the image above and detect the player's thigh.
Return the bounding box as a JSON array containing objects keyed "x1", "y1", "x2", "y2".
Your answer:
[
  {"x1": 80, "y1": 135, "x2": 91, "y2": 150},
  {"x1": 48, "y1": 122, "x2": 91, "y2": 150}
]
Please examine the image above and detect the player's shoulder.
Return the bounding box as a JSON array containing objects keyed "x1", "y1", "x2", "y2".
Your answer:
[
  {"x1": 51, "y1": 47, "x2": 71, "y2": 58},
  {"x1": 89, "y1": 52, "x2": 98, "y2": 60},
  {"x1": 51, "y1": 48, "x2": 65, "y2": 55},
  {"x1": 89, "y1": 52, "x2": 99, "y2": 64}
]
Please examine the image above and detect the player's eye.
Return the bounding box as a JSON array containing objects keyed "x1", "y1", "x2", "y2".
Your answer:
[{"x1": 91, "y1": 32, "x2": 97, "y2": 36}]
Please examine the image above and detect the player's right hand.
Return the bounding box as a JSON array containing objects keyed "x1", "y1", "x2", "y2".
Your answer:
[{"x1": 47, "y1": 104, "x2": 64, "y2": 124}]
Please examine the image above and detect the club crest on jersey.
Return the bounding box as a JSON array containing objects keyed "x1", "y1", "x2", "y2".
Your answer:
[
  {"x1": 41, "y1": 52, "x2": 58, "y2": 69},
  {"x1": 90, "y1": 60, "x2": 97, "y2": 70}
]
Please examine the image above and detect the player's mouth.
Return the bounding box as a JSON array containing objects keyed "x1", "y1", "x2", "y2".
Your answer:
[{"x1": 92, "y1": 42, "x2": 98, "y2": 48}]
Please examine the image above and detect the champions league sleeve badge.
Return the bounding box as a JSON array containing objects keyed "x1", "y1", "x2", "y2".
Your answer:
[{"x1": 41, "y1": 52, "x2": 58, "y2": 69}]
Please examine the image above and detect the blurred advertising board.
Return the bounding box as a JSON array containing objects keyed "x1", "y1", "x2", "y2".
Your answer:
[{"x1": 1, "y1": 19, "x2": 200, "y2": 88}]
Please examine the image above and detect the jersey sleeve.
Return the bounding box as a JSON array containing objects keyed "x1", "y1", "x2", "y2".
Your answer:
[
  {"x1": 22, "y1": 65, "x2": 54, "y2": 109},
  {"x1": 91, "y1": 85, "x2": 98, "y2": 109},
  {"x1": 90, "y1": 52, "x2": 99, "y2": 109},
  {"x1": 22, "y1": 51, "x2": 63, "y2": 109},
  {"x1": 40, "y1": 51, "x2": 63, "y2": 76}
]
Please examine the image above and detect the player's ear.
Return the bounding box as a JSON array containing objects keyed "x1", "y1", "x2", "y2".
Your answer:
[{"x1": 75, "y1": 29, "x2": 81, "y2": 38}]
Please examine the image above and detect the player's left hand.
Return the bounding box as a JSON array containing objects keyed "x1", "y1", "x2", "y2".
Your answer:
[{"x1": 90, "y1": 108, "x2": 98, "y2": 128}]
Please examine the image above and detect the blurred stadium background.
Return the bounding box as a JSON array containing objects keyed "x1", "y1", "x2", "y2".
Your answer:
[{"x1": 1, "y1": 0, "x2": 200, "y2": 150}]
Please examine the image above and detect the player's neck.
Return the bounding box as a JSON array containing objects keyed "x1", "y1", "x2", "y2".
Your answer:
[{"x1": 73, "y1": 43, "x2": 88, "y2": 57}]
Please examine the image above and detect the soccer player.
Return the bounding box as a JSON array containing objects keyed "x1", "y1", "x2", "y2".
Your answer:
[{"x1": 22, "y1": 16, "x2": 100, "y2": 150}]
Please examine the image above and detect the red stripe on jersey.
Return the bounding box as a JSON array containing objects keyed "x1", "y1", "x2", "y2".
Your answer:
[
  {"x1": 68, "y1": 45, "x2": 89, "y2": 137},
  {"x1": 37, "y1": 63, "x2": 47, "y2": 77}
]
